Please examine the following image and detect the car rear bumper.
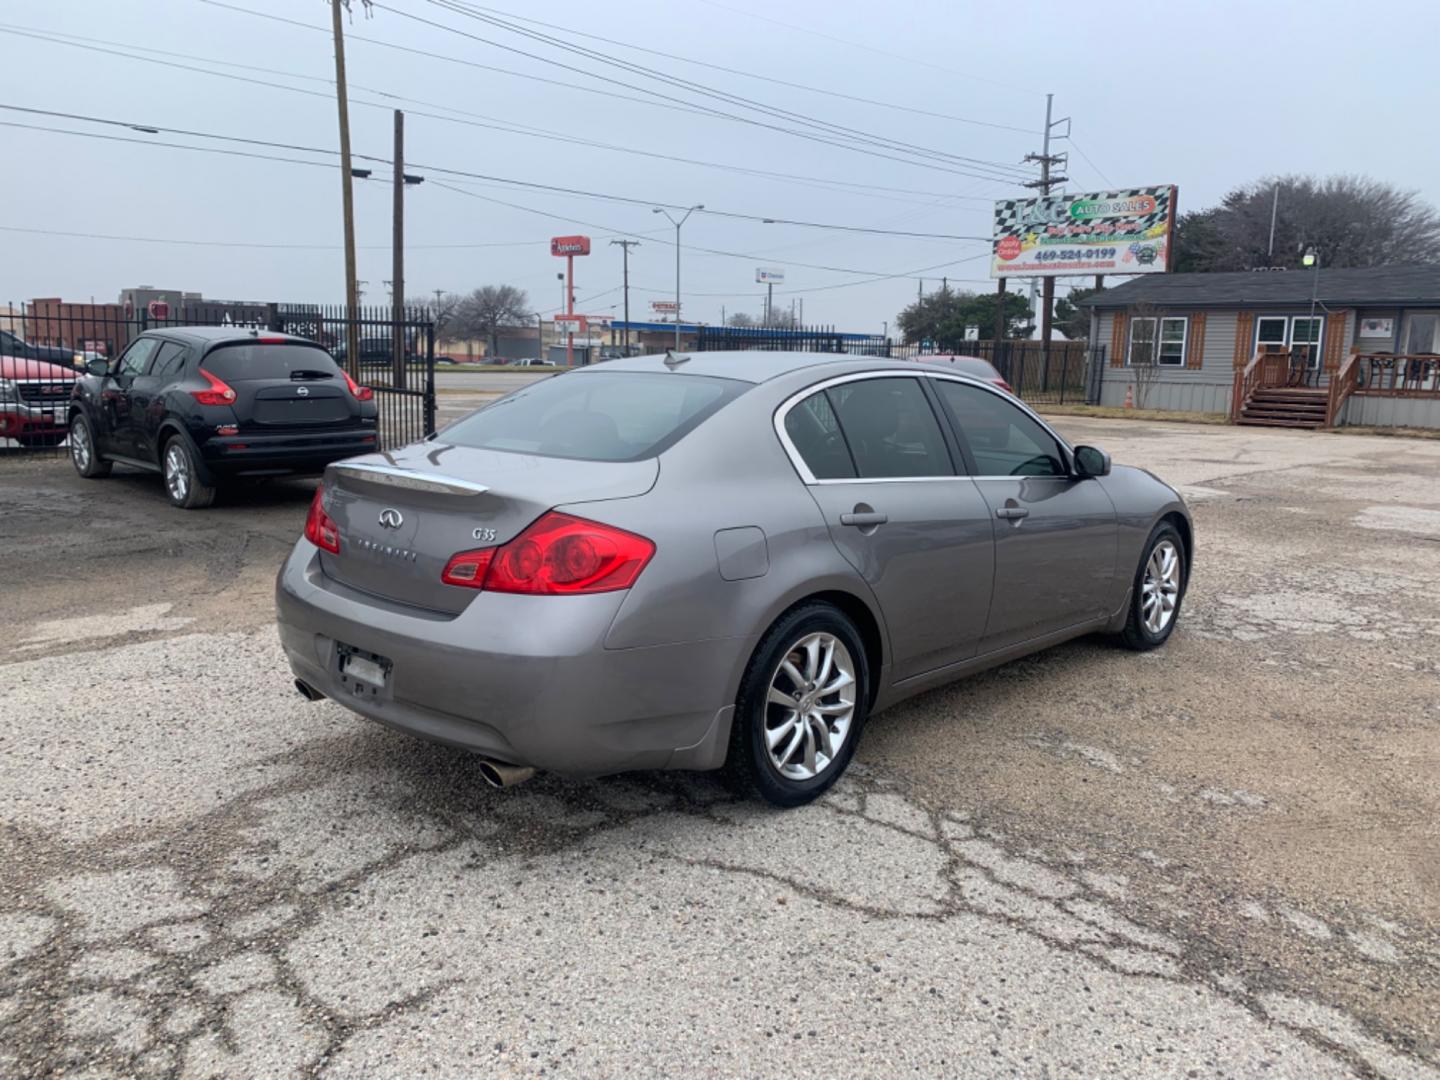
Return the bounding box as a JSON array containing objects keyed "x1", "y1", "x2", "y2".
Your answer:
[
  {"x1": 275, "y1": 541, "x2": 746, "y2": 776},
  {"x1": 202, "y1": 429, "x2": 380, "y2": 477}
]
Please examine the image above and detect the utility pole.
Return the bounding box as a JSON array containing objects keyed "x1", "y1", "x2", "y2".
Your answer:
[
  {"x1": 610, "y1": 239, "x2": 639, "y2": 353},
  {"x1": 391, "y1": 109, "x2": 405, "y2": 389},
  {"x1": 1267, "y1": 183, "x2": 1281, "y2": 261},
  {"x1": 1023, "y1": 93, "x2": 1069, "y2": 377},
  {"x1": 329, "y1": 0, "x2": 362, "y2": 377}
]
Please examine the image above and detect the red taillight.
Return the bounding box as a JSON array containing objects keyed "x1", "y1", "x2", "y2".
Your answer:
[
  {"x1": 304, "y1": 486, "x2": 340, "y2": 553},
  {"x1": 191, "y1": 367, "x2": 237, "y2": 406},
  {"x1": 343, "y1": 370, "x2": 374, "y2": 402},
  {"x1": 993, "y1": 378, "x2": 1014, "y2": 394},
  {"x1": 440, "y1": 512, "x2": 654, "y2": 594}
]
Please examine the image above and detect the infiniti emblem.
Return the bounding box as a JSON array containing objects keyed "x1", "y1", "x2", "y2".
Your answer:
[
  {"x1": 296, "y1": 385, "x2": 310, "y2": 396},
  {"x1": 378, "y1": 508, "x2": 404, "y2": 529}
]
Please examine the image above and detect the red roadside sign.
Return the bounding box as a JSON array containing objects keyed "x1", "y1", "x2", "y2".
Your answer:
[{"x1": 550, "y1": 235, "x2": 591, "y2": 256}]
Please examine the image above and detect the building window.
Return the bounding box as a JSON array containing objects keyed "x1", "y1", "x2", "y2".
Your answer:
[
  {"x1": 1128, "y1": 316, "x2": 1187, "y2": 366},
  {"x1": 1256, "y1": 316, "x2": 1288, "y2": 350},
  {"x1": 1254, "y1": 315, "x2": 1324, "y2": 367}
]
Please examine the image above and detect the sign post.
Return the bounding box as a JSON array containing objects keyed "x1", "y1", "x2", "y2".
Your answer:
[
  {"x1": 756, "y1": 268, "x2": 785, "y2": 326},
  {"x1": 551, "y1": 235, "x2": 591, "y2": 366}
]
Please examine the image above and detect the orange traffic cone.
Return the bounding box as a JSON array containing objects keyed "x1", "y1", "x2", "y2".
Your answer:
[{"x1": 1123, "y1": 384, "x2": 1135, "y2": 409}]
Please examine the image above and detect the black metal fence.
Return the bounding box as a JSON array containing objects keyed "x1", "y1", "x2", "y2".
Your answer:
[
  {"x1": 1, "y1": 300, "x2": 436, "y2": 458},
  {"x1": 694, "y1": 324, "x2": 1104, "y2": 406}
]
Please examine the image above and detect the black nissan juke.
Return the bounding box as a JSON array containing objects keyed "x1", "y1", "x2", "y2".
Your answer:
[{"x1": 67, "y1": 327, "x2": 379, "y2": 508}]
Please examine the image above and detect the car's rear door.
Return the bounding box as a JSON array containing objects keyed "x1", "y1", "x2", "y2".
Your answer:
[
  {"x1": 202, "y1": 340, "x2": 362, "y2": 437},
  {"x1": 928, "y1": 377, "x2": 1117, "y2": 652},
  {"x1": 781, "y1": 373, "x2": 995, "y2": 682}
]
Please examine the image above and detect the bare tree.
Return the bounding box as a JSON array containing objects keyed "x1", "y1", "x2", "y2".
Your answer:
[
  {"x1": 1126, "y1": 303, "x2": 1162, "y2": 409},
  {"x1": 452, "y1": 286, "x2": 532, "y2": 357},
  {"x1": 1176, "y1": 174, "x2": 1440, "y2": 271},
  {"x1": 726, "y1": 312, "x2": 758, "y2": 328},
  {"x1": 410, "y1": 293, "x2": 462, "y2": 343}
]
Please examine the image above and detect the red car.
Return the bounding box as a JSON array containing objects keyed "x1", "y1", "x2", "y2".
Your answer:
[
  {"x1": 915, "y1": 354, "x2": 1014, "y2": 394},
  {"x1": 0, "y1": 355, "x2": 77, "y2": 447}
]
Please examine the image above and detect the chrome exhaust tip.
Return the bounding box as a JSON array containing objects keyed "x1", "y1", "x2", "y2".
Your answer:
[
  {"x1": 294, "y1": 679, "x2": 326, "y2": 702},
  {"x1": 477, "y1": 758, "x2": 536, "y2": 788}
]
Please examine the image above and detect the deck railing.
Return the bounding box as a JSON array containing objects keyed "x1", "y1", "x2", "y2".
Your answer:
[
  {"x1": 1230, "y1": 349, "x2": 1294, "y2": 421},
  {"x1": 1350, "y1": 353, "x2": 1440, "y2": 396}
]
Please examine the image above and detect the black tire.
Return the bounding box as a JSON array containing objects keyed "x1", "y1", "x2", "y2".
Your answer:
[
  {"x1": 18, "y1": 432, "x2": 67, "y2": 448},
  {"x1": 1118, "y1": 521, "x2": 1187, "y2": 651},
  {"x1": 161, "y1": 435, "x2": 217, "y2": 510},
  {"x1": 726, "y1": 602, "x2": 870, "y2": 807},
  {"x1": 68, "y1": 414, "x2": 111, "y2": 477}
]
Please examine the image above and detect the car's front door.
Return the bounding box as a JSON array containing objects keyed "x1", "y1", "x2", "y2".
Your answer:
[
  {"x1": 128, "y1": 342, "x2": 188, "y2": 462},
  {"x1": 930, "y1": 378, "x2": 1118, "y2": 652},
  {"x1": 100, "y1": 337, "x2": 161, "y2": 457},
  {"x1": 782, "y1": 375, "x2": 995, "y2": 683}
]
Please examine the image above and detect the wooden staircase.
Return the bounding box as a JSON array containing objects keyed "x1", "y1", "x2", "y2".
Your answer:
[{"x1": 1237, "y1": 386, "x2": 1329, "y2": 428}]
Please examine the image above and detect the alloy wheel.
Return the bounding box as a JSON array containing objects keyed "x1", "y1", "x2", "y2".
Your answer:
[
  {"x1": 164, "y1": 444, "x2": 190, "y2": 503},
  {"x1": 763, "y1": 632, "x2": 857, "y2": 781},
  {"x1": 70, "y1": 420, "x2": 90, "y2": 471},
  {"x1": 1141, "y1": 539, "x2": 1181, "y2": 634}
]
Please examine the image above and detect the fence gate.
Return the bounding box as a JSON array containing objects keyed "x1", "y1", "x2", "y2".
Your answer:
[{"x1": 2, "y1": 301, "x2": 436, "y2": 458}]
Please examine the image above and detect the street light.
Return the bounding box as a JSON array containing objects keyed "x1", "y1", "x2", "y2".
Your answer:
[
  {"x1": 1304, "y1": 246, "x2": 1319, "y2": 372},
  {"x1": 653, "y1": 204, "x2": 703, "y2": 349}
]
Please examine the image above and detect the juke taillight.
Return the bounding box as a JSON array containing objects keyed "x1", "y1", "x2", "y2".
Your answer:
[
  {"x1": 304, "y1": 486, "x2": 340, "y2": 553},
  {"x1": 191, "y1": 367, "x2": 237, "y2": 406},
  {"x1": 441, "y1": 512, "x2": 654, "y2": 594},
  {"x1": 343, "y1": 370, "x2": 374, "y2": 402}
]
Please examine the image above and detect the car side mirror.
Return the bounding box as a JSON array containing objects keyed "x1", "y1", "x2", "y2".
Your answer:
[
  {"x1": 1074, "y1": 444, "x2": 1111, "y2": 478},
  {"x1": 86, "y1": 359, "x2": 110, "y2": 377}
]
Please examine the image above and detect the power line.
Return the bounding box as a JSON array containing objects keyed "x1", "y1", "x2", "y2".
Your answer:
[
  {"x1": 0, "y1": 104, "x2": 993, "y2": 240},
  {"x1": 445, "y1": 0, "x2": 1039, "y2": 134},
  {"x1": 362, "y1": 0, "x2": 1032, "y2": 185},
  {"x1": 411, "y1": 0, "x2": 1035, "y2": 179},
  {"x1": 0, "y1": 25, "x2": 1006, "y2": 208},
  {"x1": 693, "y1": 0, "x2": 1040, "y2": 93},
  {"x1": 1065, "y1": 137, "x2": 1115, "y2": 188},
  {"x1": 0, "y1": 223, "x2": 648, "y2": 252}
]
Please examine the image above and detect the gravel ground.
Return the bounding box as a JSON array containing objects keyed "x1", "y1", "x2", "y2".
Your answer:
[{"x1": 1, "y1": 418, "x2": 1437, "y2": 1079}]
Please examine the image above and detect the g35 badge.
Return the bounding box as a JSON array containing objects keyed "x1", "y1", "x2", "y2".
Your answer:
[{"x1": 472, "y1": 527, "x2": 498, "y2": 542}]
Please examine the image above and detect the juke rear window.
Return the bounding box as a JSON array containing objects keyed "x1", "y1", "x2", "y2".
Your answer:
[
  {"x1": 441, "y1": 371, "x2": 747, "y2": 462},
  {"x1": 203, "y1": 343, "x2": 341, "y2": 381}
]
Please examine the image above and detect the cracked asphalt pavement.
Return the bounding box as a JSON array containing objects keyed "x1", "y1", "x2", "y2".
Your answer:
[{"x1": 2, "y1": 417, "x2": 1438, "y2": 1078}]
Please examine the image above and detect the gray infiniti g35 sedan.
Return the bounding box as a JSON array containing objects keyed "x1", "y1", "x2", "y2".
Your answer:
[{"x1": 276, "y1": 351, "x2": 1191, "y2": 806}]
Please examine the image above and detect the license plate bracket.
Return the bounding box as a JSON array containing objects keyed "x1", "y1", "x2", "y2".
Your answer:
[{"x1": 336, "y1": 642, "x2": 392, "y2": 697}]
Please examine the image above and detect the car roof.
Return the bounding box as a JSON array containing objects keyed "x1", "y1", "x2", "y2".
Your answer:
[
  {"x1": 590, "y1": 350, "x2": 922, "y2": 384},
  {"x1": 139, "y1": 326, "x2": 318, "y2": 347}
]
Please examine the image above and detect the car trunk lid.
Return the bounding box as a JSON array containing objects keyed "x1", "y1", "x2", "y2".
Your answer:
[
  {"x1": 318, "y1": 442, "x2": 658, "y2": 614},
  {"x1": 202, "y1": 341, "x2": 360, "y2": 432}
]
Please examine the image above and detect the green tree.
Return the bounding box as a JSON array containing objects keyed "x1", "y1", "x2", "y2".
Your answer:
[
  {"x1": 1054, "y1": 286, "x2": 1104, "y2": 340},
  {"x1": 896, "y1": 288, "x2": 1032, "y2": 347}
]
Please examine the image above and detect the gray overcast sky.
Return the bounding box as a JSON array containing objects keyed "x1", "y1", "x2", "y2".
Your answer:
[{"x1": 3, "y1": 0, "x2": 1438, "y2": 331}]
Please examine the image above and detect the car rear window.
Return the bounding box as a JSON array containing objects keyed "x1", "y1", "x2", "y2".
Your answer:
[
  {"x1": 930, "y1": 357, "x2": 998, "y2": 379},
  {"x1": 441, "y1": 371, "x2": 746, "y2": 462},
  {"x1": 203, "y1": 343, "x2": 341, "y2": 381}
]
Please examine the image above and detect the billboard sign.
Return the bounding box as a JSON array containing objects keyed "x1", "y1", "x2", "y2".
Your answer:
[
  {"x1": 550, "y1": 235, "x2": 591, "y2": 257},
  {"x1": 755, "y1": 267, "x2": 785, "y2": 284},
  {"x1": 553, "y1": 314, "x2": 586, "y2": 331},
  {"x1": 650, "y1": 299, "x2": 679, "y2": 316},
  {"x1": 991, "y1": 186, "x2": 1177, "y2": 278}
]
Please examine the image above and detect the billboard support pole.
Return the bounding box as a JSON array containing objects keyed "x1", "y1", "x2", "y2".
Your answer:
[
  {"x1": 1022, "y1": 93, "x2": 1068, "y2": 391},
  {"x1": 995, "y1": 277, "x2": 1009, "y2": 381}
]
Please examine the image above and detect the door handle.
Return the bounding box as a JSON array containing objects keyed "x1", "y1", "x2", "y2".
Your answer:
[
  {"x1": 840, "y1": 511, "x2": 888, "y2": 527},
  {"x1": 995, "y1": 506, "x2": 1030, "y2": 520}
]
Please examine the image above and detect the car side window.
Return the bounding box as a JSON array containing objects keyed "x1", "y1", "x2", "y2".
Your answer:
[
  {"x1": 933, "y1": 380, "x2": 1067, "y2": 477},
  {"x1": 783, "y1": 390, "x2": 856, "y2": 479},
  {"x1": 115, "y1": 338, "x2": 160, "y2": 378},
  {"x1": 827, "y1": 377, "x2": 952, "y2": 479},
  {"x1": 149, "y1": 343, "x2": 189, "y2": 379}
]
